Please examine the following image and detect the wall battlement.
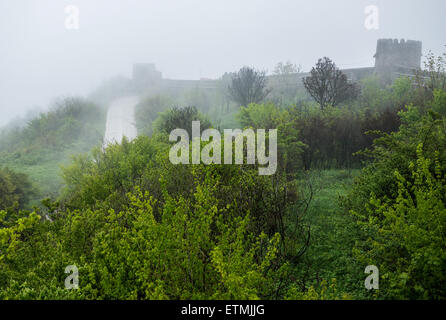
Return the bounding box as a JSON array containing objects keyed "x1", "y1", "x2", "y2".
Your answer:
[
  {"x1": 374, "y1": 38, "x2": 422, "y2": 74},
  {"x1": 131, "y1": 39, "x2": 423, "y2": 92}
]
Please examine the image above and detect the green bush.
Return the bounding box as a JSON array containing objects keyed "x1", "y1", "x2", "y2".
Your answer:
[
  {"x1": 352, "y1": 145, "x2": 446, "y2": 299},
  {"x1": 0, "y1": 167, "x2": 34, "y2": 210}
]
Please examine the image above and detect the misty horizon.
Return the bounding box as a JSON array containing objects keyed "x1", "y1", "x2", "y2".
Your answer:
[{"x1": 1, "y1": 0, "x2": 445, "y2": 126}]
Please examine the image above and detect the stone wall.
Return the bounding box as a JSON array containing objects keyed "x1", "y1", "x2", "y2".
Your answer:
[{"x1": 132, "y1": 39, "x2": 422, "y2": 92}]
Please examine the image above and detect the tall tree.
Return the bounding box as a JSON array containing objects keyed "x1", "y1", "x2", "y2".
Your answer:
[
  {"x1": 270, "y1": 61, "x2": 302, "y2": 105},
  {"x1": 0, "y1": 167, "x2": 34, "y2": 210},
  {"x1": 153, "y1": 106, "x2": 211, "y2": 137},
  {"x1": 303, "y1": 57, "x2": 359, "y2": 109},
  {"x1": 228, "y1": 67, "x2": 271, "y2": 107}
]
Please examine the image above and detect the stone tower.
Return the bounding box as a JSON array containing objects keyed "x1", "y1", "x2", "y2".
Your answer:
[
  {"x1": 374, "y1": 39, "x2": 422, "y2": 81},
  {"x1": 132, "y1": 63, "x2": 162, "y2": 91}
]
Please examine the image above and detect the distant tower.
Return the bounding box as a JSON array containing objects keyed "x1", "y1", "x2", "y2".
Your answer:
[
  {"x1": 132, "y1": 63, "x2": 162, "y2": 91},
  {"x1": 374, "y1": 39, "x2": 422, "y2": 82}
]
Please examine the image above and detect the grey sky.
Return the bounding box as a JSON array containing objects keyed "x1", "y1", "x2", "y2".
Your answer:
[{"x1": 1, "y1": 0, "x2": 445, "y2": 126}]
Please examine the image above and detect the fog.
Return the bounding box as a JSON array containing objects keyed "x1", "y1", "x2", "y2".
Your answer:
[{"x1": 1, "y1": 0, "x2": 445, "y2": 126}]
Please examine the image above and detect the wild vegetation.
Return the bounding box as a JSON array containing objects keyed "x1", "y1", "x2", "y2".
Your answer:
[
  {"x1": 0, "y1": 53, "x2": 445, "y2": 300},
  {"x1": 303, "y1": 57, "x2": 360, "y2": 109},
  {"x1": 0, "y1": 97, "x2": 106, "y2": 204}
]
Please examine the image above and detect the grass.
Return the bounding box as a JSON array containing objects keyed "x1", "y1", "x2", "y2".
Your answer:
[
  {"x1": 1, "y1": 140, "x2": 103, "y2": 207},
  {"x1": 294, "y1": 169, "x2": 372, "y2": 298},
  {"x1": 0, "y1": 108, "x2": 106, "y2": 208}
]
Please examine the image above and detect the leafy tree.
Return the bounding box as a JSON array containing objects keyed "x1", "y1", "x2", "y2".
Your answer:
[
  {"x1": 237, "y1": 103, "x2": 285, "y2": 130},
  {"x1": 343, "y1": 90, "x2": 446, "y2": 217},
  {"x1": 228, "y1": 67, "x2": 271, "y2": 107},
  {"x1": 415, "y1": 51, "x2": 446, "y2": 105},
  {"x1": 135, "y1": 94, "x2": 175, "y2": 136},
  {"x1": 181, "y1": 87, "x2": 214, "y2": 115},
  {"x1": 153, "y1": 106, "x2": 211, "y2": 137},
  {"x1": 0, "y1": 167, "x2": 34, "y2": 210},
  {"x1": 303, "y1": 57, "x2": 359, "y2": 109},
  {"x1": 269, "y1": 62, "x2": 303, "y2": 106},
  {"x1": 236, "y1": 101, "x2": 403, "y2": 171},
  {"x1": 236, "y1": 103, "x2": 305, "y2": 175},
  {"x1": 273, "y1": 61, "x2": 301, "y2": 75}
]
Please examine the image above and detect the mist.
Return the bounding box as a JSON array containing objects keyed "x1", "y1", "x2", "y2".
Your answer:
[
  {"x1": 1, "y1": 0, "x2": 445, "y2": 126},
  {"x1": 2, "y1": 0, "x2": 446, "y2": 302}
]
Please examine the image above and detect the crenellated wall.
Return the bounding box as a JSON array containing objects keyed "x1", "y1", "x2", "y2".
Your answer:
[
  {"x1": 374, "y1": 39, "x2": 422, "y2": 72},
  {"x1": 131, "y1": 39, "x2": 422, "y2": 91}
]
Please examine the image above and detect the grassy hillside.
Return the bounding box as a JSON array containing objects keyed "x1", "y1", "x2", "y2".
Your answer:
[{"x1": 0, "y1": 97, "x2": 106, "y2": 205}]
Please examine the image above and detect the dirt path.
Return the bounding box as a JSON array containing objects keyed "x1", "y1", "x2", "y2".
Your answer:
[{"x1": 103, "y1": 96, "x2": 139, "y2": 147}]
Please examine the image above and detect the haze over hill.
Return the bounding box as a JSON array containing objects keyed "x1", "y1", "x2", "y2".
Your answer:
[{"x1": 1, "y1": 0, "x2": 446, "y2": 126}]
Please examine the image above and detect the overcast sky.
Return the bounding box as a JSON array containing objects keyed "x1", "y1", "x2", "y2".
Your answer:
[{"x1": 1, "y1": 0, "x2": 445, "y2": 126}]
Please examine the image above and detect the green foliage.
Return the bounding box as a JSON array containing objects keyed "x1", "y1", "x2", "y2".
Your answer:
[
  {"x1": 238, "y1": 103, "x2": 286, "y2": 130},
  {"x1": 391, "y1": 77, "x2": 415, "y2": 108},
  {"x1": 228, "y1": 67, "x2": 270, "y2": 107},
  {"x1": 0, "y1": 167, "x2": 35, "y2": 210},
  {"x1": 0, "y1": 146, "x2": 283, "y2": 299},
  {"x1": 61, "y1": 134, "x2": 296, "y2": 241},
  {"x1": 73, "y1": 181, "x2": 280, "y2": 299},
  {"x1": 180, "y1": 87, "x2": 215, "y2": 115},
  {"x1": 268, "y1": 61, "x2": 306, "y2": 106},
  {"x1": 358, "y1": 76, "x2": 391, "y2": 111},
  {"x1": 0, "y1": 97, "x2": 104, "y2": 155},
  {"x1": 236, "y1": 100, "x2": 403, "y2": 172},
  {"x1": 287, "y1": 170, "x2": 370, "y2": 299},
  {"x1": 2, "y1": 52, "x2": 446, "y2": 301},
  {"x1": 61, "y1": 136, "x2": 167, "y2": 211},
  {"x1": 153, "y1": 106, "x2": 211, "y2": 137},
  {"x1": 236, "y1": 103, "x2": 305, "y2": 175},
  {"x1": 286, "y1": 279, "x2": 351, "y2": 300},
  {"x1": 344, "y1": 92, "x2": 446, "y2": 217},
  {"x1": 431, "y1": 89, "x2": 446, "y2": 116},
  {"x1": 352, "y1": 145, "x2": 446, "y2": 299},
  {"x1": 0, "y1": 97, "x2": 105, "y2": 204},
  {"x1": 357, "y1": 75, "x2": 416, "y2": 114},
  {"x1": 414, "y1": 51, "x2": 446, "y2": 104},
  {"x1": 135, "y1": 94, "x2": 175, "y2": 136},
  {"x1": 344, "y1": 84, "x2": 446, "y2": 299}
]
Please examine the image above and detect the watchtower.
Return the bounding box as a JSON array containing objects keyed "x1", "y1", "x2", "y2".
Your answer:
[
  {"x1": 374, "y1": 39, "x2": 422, "y2": 81},
  {"x1": 132, "y1": 63, "x2": 162, "y2": 91}
]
